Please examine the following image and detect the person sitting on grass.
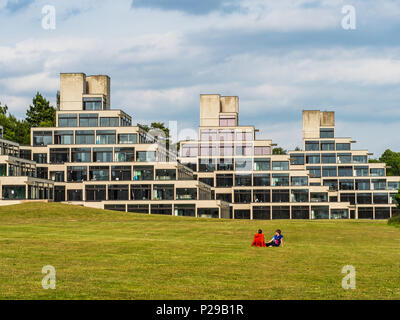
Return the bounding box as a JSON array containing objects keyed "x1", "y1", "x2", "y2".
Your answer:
[
  {"x1": 266, "y1": 229, "x2": 284, "y2": 247},
  {"x1": 251, "y1": 229, "x2": 266, "y2": 247}
]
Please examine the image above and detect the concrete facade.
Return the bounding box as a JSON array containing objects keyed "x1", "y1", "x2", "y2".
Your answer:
[{"x1": 0, "y1": 72, "x2": 398, "y2": 220}]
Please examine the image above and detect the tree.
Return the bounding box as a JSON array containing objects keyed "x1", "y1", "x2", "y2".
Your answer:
[
  {"x1": 379, "y1": 149, "x2": 400, "y2": 176},
  {"x1": 26, "y1": 92, "x2": 56, "y2": 128},
  {"x1": 272, "y1": 147, "x2": 287, "y2": 155},
  {"x1": 0, "y1": 101, "x2": 30, "y2": 145},
  {"x1": 138, "y1": 122, "x2": 171, "y2": 149}
]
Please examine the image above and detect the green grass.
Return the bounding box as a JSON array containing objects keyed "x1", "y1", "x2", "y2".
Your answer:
[{"x1": 0, "y1": 203, "x2": 400, "y2": 300}]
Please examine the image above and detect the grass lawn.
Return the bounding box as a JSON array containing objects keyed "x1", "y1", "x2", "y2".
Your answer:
[{"x1": 0, "y1": 202, "x2": 399, "y2": 300}]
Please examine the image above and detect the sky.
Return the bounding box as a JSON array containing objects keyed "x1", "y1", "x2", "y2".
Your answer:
[{"x1": 0, "y1": 0, "x2": 399, "y2": 155}]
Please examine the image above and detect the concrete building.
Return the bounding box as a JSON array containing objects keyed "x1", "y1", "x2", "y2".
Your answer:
[{"x1": 1, "y1": 72, "x2": 398, "y2": 219}]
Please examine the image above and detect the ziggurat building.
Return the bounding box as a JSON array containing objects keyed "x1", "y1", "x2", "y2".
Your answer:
[{"x1": 0, "y1": 72, "x2": 398, "y2": 220}]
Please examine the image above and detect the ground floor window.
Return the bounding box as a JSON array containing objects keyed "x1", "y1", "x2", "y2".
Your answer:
[
  {"x1": 67, "y1": 189, "x2": 83, "y2": 201},
  {"x1": 54, "y1": 186, "x2": 65, "y2": 202},
  {"x1": 104, "y1": 204, "x2": 126, "y2": 212},
  {"x1": 2, "y1": 185, "x2": 25, "y2": 200},
  {"x1": 331, "y1": 209, "x2": 348, "y2": 219},
  {"x1": 311, "y1": 206, "x2": 329, "y2": 219},
  {"x1": 85, "y1": 185, "x2": 106, "y2": 201},
  {"x1": 272, "y1": 206, "x2": 290, "y2": 219},
  {"x1": 108, "y1": 185, "x2": 129, "y2": 200},
  {"x1": 375, "y1": 207, "x2": 390, "y2": 219},
  {"x1": 127, "y1": 204, "x2": 149, "y2": 214},
  {"x1": 176, "y1": 188, "x2": 197, "y2": 200},
  {"x1": 131, "y1": 184, "x2": 151, "y2": 200},
  {"x1": 151, "y1": 204, "x2": 172, "y2": 215},
  {"x1": 235, "y1": 210, "x2": 250, "y2": 219},
  {"x1": 174, "y1": 204, "x2": 196, "y2": 217},
  {"x1": 253, "y1": 206, "x2": 270, "y2": 220},
  {"x1": 197, "y1": 208, "x2": 219, "y2": 218},
  {"x1": 153, "y1": 184, "x2": 174, "y2": 200},
  {"x1": 358, "y1": 207, "x2": 373, "y2": 219},
  {"x1": 292, "y1": 206, "x2": 309, "y2": 219}
]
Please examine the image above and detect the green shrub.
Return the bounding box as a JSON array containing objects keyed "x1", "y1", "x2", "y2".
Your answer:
[{"x1": 388, "y1": 210, "x2": 400, "y2": 226}]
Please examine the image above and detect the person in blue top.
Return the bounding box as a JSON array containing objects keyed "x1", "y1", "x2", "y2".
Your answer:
[{"x1": 266, "y1": 229, "x2": 284, "y2": 247}]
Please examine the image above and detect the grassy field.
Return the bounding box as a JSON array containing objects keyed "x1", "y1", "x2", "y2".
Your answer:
[{"x1": 0, "y1": 203, "x2": 399, "y2": 300}]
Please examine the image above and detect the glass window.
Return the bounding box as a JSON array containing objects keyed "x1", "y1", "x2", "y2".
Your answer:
[
  {"x1": 236, "y1": 158, "x2": 252, "y2": 171},
  {"x1": 272, "y1": 189, "x2": 290, "y2": 203},
  {"x1": 176, "y1": 188, "x2": 197, "y2": 200},
  {"x1": 217, "y1": 158, "x2": 234, "y2": 171},
  {"x1": 19, "y1": 149, "x2": 32, "y2": 160},
  {"x1": 181, "y1": 144, "x2": 198, "y2": 157},
  {"x1": 67, "y1": 166, "x2": 87, "y2": 182},
  {"x1": 290, "y1": 154, "x2": 304, "y2": 165},
  {"x1": 321, "y1": 141, "x2": 335, "y2": 151},
  {"x1": 310, "y1": 192, "x2": 328, "y2": 202},
  {"x1": 306, "y1": 154, "x2": 320, "y2": 164},
  {"x1": 200, "y1": 129, "x2": 217, "y2": 141},
  {"x1": 108, "y1": 185, "x2": 129, "y2": 200},
  {"x1": 370, "y1": 168, "x2": 385, "y2": 177},
  {"x1": 199, "y1": 144, "x2": 217, "y2": 156},
  {"x1": 353, "y1": 155, "x2": 367, "y2": 163},
  {"x1": 354, "y1": 166, "x2": 369, "y2": 177},
  {"x1": 234, "y1": 190, "x2": 252, "y2": 203},
  {"x1": 339, "y1": 179, "x2": 354, "y2": 190},
  {"x1": 305, "y1": 141, "x2": 319, "y2": 151},
  {"x1": 253, "y1": 174, "x2": 270, "y2": 186},
  {"x1": 83, "y1": 97, "x2": 102, "y2": 111},
  {"x1": 2, "y1": 185, "x2": 26, "y2": 200},
  {"x1": 337, "y1": 153, "x2": 351, "y2": 164},
  {"x1": 324, "y1": 180, "x2": 338, "y2": 192},
  {"x1": 235, "y1": 144, "x2": 252, "y2": 156},
  {"x1": 341, "y1": 193, "x2": 356, "y2": 205},
  {"x1": 374, "y1": 193, "x2": 388, "y2": 204},
  {"x1": 322, "y1": 166, "x2": 337, "y2": 177},
  {"x1": 235, "y1": 130, "x2": 253, "y2": 141},
  {"x1": 33, "y1": 153, "x2": 47, "y2": 164},
  {"x1": 156, "y1": 169, "x2": 176, "y2": 180},
  {"x1": 356, "y1": 179, "x2": 370, "y2": 190},
  {"x1": 67, "y1": 190, "x2": 83, "y2": 202},
  {"x1": 219, "y1": 144, "x2": 234, "y2": 157},
  {"x1": 218, "y1": 129, "x2": 235, "y2": 141},
  {"x1": 253, "y1": 190, "x2": 270, "y2": 203},
  {"x1": 33, "y1": 131, "x2": 52, "y2": 146},
  {"x1": 307, "y1": 166, "x2": 321, "y2": 178},
  {"x1": 114, "y1": 148, "x2": 134, "y2": 162},
  {"x1": 272, "y1": 206, "x2": 290, "y2": 219},
  {"x1": 151, "y1": 204, "x2": 172, "y2": 215},
  {"x1": 50, "y1": 148, "x2": 69, "y2": 164},
  {"x1": 100, "y1": 117, "x2": 119, "y2": 127},
  {"x1": 336, "y1": 143, "x2": 350, "y2": 151},
  {"x1": 89, "y1": 166, "x2": 109, "y2": 181},
  {"x1": 50, "y1": 171, "x2": 64, "y2": 182},
  {"x1": 54, "y1": 131, "x2": 73, "y2": 145},
  {"x1": 136, "y1": 151, "x2": 156, "y2": 162},
  {"x1": 111, "y1": 166, "x2": 131, "y2": 181},
  {"x1": 71, "y1": 148, "x2": 91, "y2": 163},
  {"x1": 254, "y1": 146, "x2": 271, "y2": 156},
  {"x1": 254, "y1": 158, "x2": 270, "y2": 171},
  {"x1": 96, "y1": 130, "x2": 116, "y2": 144},
  {"x1": 311, "y1": 206, "x2": 329, "y2": 219},
  {"x1": 320, "y1": 128, "x2": 334, "y2": 138},
  {"x1": 235, "y1": 174, "x2": 252, "y2": 186},
  {"x1": 388, "y1": 182, "x2": 399, "y2": 190},
  {"x1": 85, "y1": 185, "x2": 106, "y2": 201},
  {"x1": 272, "y1": 174, "x2": 289, "y2": 186},
  {"x1": 272, "y1": 161, "x2": 289, "y2": 171},
  {"x1": 291, "y1": 176, "x2": 308, "y2": 186},
  {"x1": 131, "y1": 184, "x2": 151, "y2": 200},
  {"x1": 133, "y1": 166, "x2": 154, "y2": 181},
  {"x1": 118, "y1": 134, "x2": 138, "y2": 144},
  {"x1": 357, "y1": 193, "x2": 372, "y2": 204},
  {"x1": 291, "y1": 189, "x2": 309, "y2": 203},
  {"x1": 153, "y1": 184, "x2": 174, "y2": 200},
  {"x1": 253, "y1": 206, "x2": 271, "y2": 220},
  {"x1": 358, "y1": 207, "x2": 373, "y2": 219},
  {"x1": 219, "y1": 117, "x2": 236, "y2": 127},
  {"x1": 93, "y1": 148, "x2": 112, "y2": 162},
  {"x1": 321, "y1": 153, "x2": 336, "y2": 164},
  {"x1": 372, "y1": 179, "x2": 386, "y2": 190},
  {"x1": 79, "y1": 114, "x2": 98, "y2": 127},
  {"x1": 198, "y1": 159, "x2": 216, "y2": 172},
  {"x1": 75, "y1": 130, "x2": 95, "y2": 144},
  {"x1": 292, "y1": 206, "x2": 310, "y2": 219},
  {"x1": 338, "y1": 166, "x2": 353, "y2": 177},
  {"x1": 216, "y1": 174, "x2": 233, "y2": 187},
  {"x1": 58, "y1": 114, "x2": 77, "y2": 127}
]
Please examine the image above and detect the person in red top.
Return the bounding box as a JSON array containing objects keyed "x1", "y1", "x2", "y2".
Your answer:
[{"x1": 251, "y1": 229, "x2": 266, "y2": 247}]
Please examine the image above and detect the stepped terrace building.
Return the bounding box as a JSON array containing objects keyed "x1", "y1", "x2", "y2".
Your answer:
[{"x1": 0, "y1": 72, "x2": 398, "y2": 219}]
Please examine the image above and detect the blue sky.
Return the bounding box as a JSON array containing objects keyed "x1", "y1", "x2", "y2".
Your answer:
[{"x1": 0, "y1": 0, "x2": 399, "y2": 155}]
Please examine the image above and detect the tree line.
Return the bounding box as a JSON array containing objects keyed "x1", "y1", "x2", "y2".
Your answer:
[{"x1": 0, "y1": 93, "x2": 55, "y2": 145}]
